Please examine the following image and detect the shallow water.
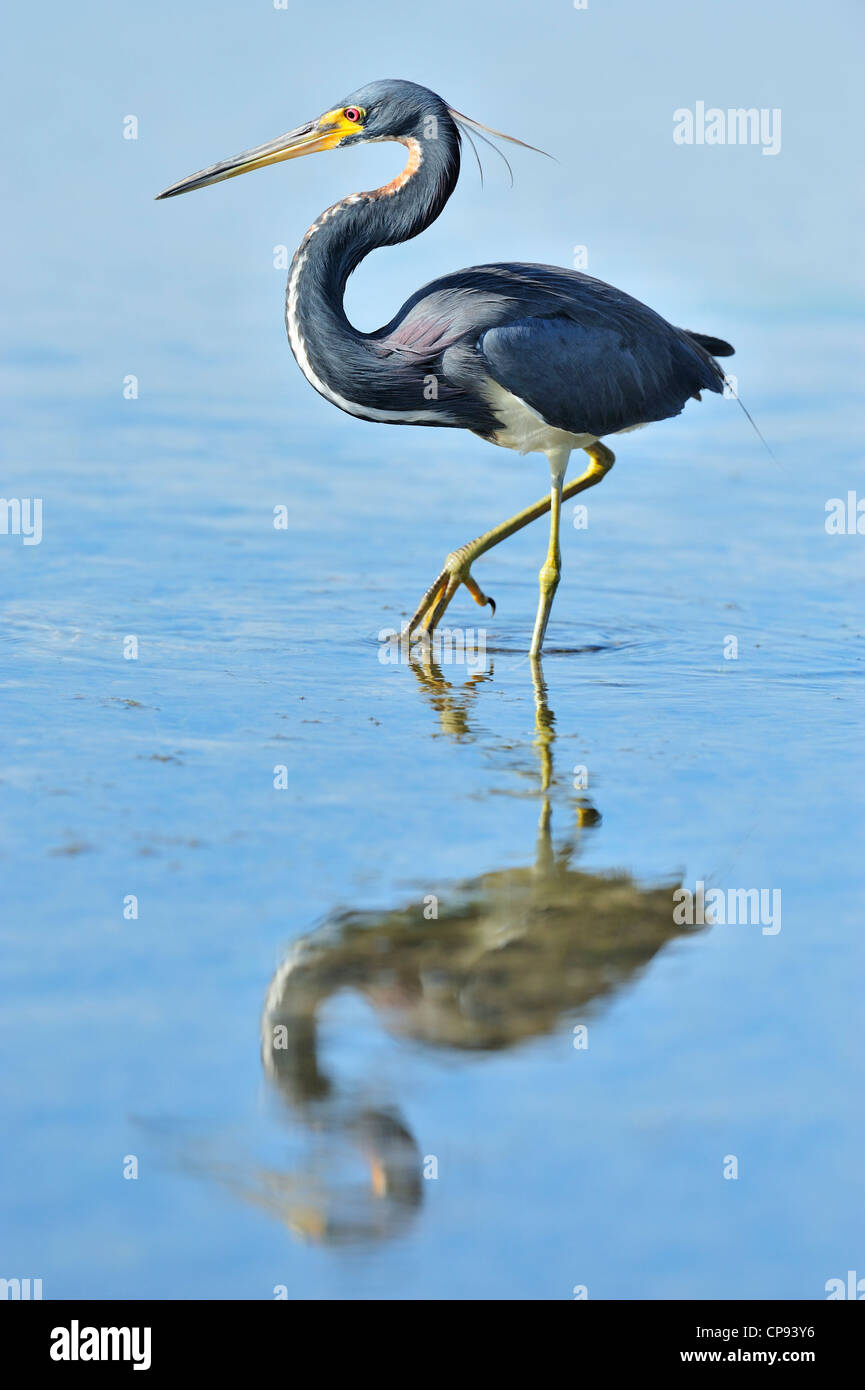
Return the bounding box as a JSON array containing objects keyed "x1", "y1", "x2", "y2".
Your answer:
[{"x1": 2, "y1": 319, "x2": 862, "y2": 1297}]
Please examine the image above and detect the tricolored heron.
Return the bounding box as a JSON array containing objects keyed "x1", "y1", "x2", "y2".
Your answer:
[{"x1": 157, "y1": 79, "x2": 734, "y2": 655}]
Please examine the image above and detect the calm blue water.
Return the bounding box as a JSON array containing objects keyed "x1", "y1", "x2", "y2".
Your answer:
[{"x1": 1, "y1": 0, "x2": 863, "y2": 1300}]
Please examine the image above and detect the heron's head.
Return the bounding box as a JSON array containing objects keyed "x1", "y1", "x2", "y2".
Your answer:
[{"x1": 155, "y1": 78, "x2": 540, "y2": 200}]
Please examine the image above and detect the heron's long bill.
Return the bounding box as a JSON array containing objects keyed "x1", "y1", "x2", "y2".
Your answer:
[{"x1": 155, "y1": 110, "x2": 354, "y2": 199}]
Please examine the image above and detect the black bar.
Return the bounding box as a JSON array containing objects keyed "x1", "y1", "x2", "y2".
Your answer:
[{"x1": 3, "y1": 1298, "x2": 860, "y2": 1373}]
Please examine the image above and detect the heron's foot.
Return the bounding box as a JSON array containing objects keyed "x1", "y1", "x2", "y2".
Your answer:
[{"x1": 406, "y1": 544, "x2": 495, "y2": 639}]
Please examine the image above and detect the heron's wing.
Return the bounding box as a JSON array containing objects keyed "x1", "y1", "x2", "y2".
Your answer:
[
  {"x1": 377, "y1": 264, "x2": 730, "y2": 437},
  {"x1": 477, "y1": 311, "x2": 726, "y2": 439}
]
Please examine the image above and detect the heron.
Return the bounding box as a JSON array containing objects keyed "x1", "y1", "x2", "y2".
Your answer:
[{"x1": 157, "y1": 78, "x2": 735, "y2": 655}]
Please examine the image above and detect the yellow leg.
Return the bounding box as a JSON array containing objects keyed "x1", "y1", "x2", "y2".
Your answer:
[
  {"x1": 530, "y1": 472, "x2": 564, "y2": 656},
  {"x1": 408, "y1": 442, "x2": 615, "y2": 645}
]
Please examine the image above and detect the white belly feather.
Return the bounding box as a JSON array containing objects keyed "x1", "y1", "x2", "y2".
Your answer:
[
  {"x1": 482, "y1": 378, "x2": 650, "y2": 458},
  {"x1": 482, "y1": 379, "x2": 597, "y2": 456}
]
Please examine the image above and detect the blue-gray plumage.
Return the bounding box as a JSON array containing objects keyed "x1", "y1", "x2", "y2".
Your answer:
[{"x1": 157, "y1": 78, "x2": 734, "y2": 655}]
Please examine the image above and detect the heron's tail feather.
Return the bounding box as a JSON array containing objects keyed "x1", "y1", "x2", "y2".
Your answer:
[
  {"x1": 733, "y1": 394, "x2": 779, "y2": 464},
  {"x1": 682, "y1": 330, "x2": 777, "y2": 461},
  {"x1": 684, "y1": 331, "x2": 735, "y2": 357}
]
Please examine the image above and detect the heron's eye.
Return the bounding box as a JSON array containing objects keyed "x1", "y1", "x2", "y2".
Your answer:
[{"x1": 343, "y1": 107, "x2": 363, "y2": 125}]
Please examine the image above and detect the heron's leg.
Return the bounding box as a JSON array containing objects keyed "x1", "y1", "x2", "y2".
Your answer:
[
  {"x1": 529, "y1": 448, "x2": 570, "y2": 656},
  {"x1": 407, "y1": 442, "x2": 616, "y2": 638}
]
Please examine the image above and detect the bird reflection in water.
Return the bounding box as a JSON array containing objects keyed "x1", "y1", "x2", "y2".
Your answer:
[{"x1": 234, "y1": 656, "x2": 697, "y2": 1246}]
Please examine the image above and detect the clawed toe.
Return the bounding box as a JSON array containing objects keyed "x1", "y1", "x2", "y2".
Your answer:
[{"x1": 406, "y1": 553, "x2": 495, "y2": 638}]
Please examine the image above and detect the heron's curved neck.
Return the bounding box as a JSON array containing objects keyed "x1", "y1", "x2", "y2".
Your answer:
[{"x1": 286, "y1": 127, "x2": 460, "y2": 407}]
